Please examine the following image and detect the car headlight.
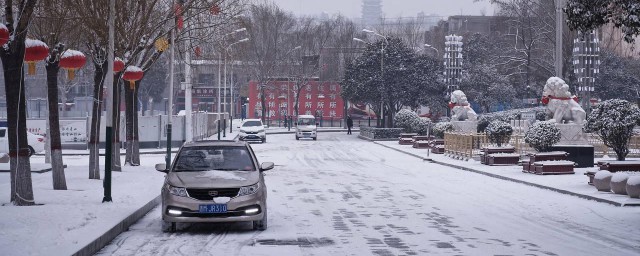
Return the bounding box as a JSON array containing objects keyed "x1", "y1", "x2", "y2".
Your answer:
[
  {"x1": 257, "y1": 129, "x2": 265, "y2": 133},
  {"x1": 239, "y1": 129, "x2": 247, "y2": 134},
  {"x1": 166, "y1": 184, "x2": 188, "y2": 197},
  {"x1": 238, "y1": 183, "x2": 260, "y2": 196}
]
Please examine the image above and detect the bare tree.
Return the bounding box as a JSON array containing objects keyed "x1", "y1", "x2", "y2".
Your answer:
[{"x1": 1, "y1": 0, "x2": 39, "y2": 205}]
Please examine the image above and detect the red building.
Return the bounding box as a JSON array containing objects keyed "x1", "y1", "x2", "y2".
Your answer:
[{"x1": 248, "y1": 80, "x2": 344, "y2": 120}]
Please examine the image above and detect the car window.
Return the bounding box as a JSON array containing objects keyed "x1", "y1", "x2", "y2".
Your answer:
[
  {"x1": 0, "y1": 129, "x2": 5, "y2": 138},
  {"x1": 297, "y1": 118, "x2": 314, "y2": 125},
  {"x1": 173, "y1": 146, "x2": 255, "y2": 172},
  {"x1": 242, "y1": 121, "x2": 263, "y2": 127}
]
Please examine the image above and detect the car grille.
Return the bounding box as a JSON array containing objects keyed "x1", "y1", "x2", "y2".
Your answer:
[
  {"x1": 187, "y1": 188, "x2": 240, "y2": 200},
  {"x1": 245, "y1": 131, "x2": 258, "y2": 134}
]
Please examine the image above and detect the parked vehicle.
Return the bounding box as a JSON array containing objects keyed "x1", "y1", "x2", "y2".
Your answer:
[
  {"x1": 238, "y1": 119, "x2": 267, "y2": 143},
  {"x1": 295, "y1": 115, "x2": 317, "y2": 140},
  {"x1": 0, "y1": 127, "x2": 45, "y2": 156},
  {"x1": 155, "y1": 140, "x2": 274, "y2": 232}
]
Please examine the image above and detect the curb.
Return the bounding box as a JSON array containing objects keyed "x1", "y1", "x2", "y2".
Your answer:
[
  {"x1": 266, "y1": 129, "x2": 358, "y2": 135},
  {"x1": 371, "y1": 141, "x2": 640, "y2": 207},
  {"x1": 72, "y1": 195, "x2": 161, "y2": 256}
]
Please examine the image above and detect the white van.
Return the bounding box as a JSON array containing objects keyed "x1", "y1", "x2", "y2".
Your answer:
[{"x1": 295, "y1": 115, "x2": 317, "y2": 140}]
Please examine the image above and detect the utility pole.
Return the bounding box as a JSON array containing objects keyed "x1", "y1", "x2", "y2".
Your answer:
[
  {"x1": 103, "y1": 0, "x2": 115, "y2": 203},
  {"x1": 184, "y1": 33, "x2": 193, "y2": 142},
  {"x1": 555, "y1": 0, "x2": 566, "y2": 77},
  {"x1": 166, "y1": 17, "x2": 175, "y2": 168}
]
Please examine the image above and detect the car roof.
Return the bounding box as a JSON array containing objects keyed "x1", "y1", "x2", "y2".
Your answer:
[
  {"x1": 243, "y1": 119, "x2": 263, "y2": 122},
  {"x1": 182, "y1": 140, "x2": 248, "y2": 148},
  {"x1": 297, "y1": 115, "x2": 315, "y2": 118}
]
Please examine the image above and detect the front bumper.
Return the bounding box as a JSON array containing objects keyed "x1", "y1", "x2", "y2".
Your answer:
[
  {"x1": 296, "y1": 131, "x2": 317, "y2": 138},
  {"x1": 161, "y1": 188, "x2": 266, "y2": 223},
  {"x1": 239, "y1": 133, "x2": 266, "y2": 142}
]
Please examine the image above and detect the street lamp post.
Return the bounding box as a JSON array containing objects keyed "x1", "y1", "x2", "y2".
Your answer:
[
  {"x1": 424, "y1": 44, "x2": 439, "y2": 56},
  {"x1": 216, "y1": 28, "x2": 246, "y2": 139},
  {"x1": 224, "y1": 38, "x2": 249, "y2": 134}
]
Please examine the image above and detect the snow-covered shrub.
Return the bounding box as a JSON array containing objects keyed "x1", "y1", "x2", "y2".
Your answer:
[
  {"x1": 477, "y1": 107, "x2": 546, "y2": 132},
  {"x1": 476, "y1": 115, "x2": 492, "y2": 133},
  {"x1": 485, "y1": 120, "x2": 513, "y2": 147},
  {"x1": 432, "y1": 122, "x2": 454, "y2": 139},
  {"x1": 394, "y1": 109, "x2": 419, "y2": 133},
  {"x1": 359, "y1": 127, "x2": 404, "y2": 139},
  {"x1": 585, "y1": 99, "x2": 640, "y2": 161},
  {"x1": 412, "y1": 118, "x2": 432, "y2": 136},
  {"x1": 524, "y1": 121, "x2": 561, "y2": 152}
]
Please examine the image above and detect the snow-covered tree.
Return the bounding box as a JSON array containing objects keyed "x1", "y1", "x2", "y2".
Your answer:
[
  {"x1": 341, "y1": 37, "x2": 446, "y2": 128},
  {"x1": 593, "y1": 50, "x2": 640, "y2": 102},
  {"x1": 485, "y1": 121, "x2": 513, "y2": 147},
  {"x1": 585, "y1": 99, "x2": 640, "y2": 160},
  {"x1": 525, "y1": 121, "x2": 561, "y2": 152},
  {"x1": 564, "y1": 0, "x2": 640, "y2": 44},
  {"x1": 432, "y1": 122, "x2": 454, "y2": 139}
]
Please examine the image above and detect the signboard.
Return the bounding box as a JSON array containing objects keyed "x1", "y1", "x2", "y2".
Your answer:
[{"x1": 520, "y1": 111, "x2": 536, "y2": 121}]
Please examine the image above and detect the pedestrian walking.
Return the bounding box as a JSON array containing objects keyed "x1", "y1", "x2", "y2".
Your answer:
[{"x1": 347, "y1": 115, "x2": 353, "y2": 135}]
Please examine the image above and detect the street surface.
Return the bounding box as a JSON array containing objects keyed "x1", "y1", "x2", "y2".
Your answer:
[{"x1": 97, "y1": 133, "x2": 640, "y2": 256}]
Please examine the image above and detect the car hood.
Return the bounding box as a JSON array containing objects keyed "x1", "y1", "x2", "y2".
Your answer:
[
  {"x1": 240, "y1": 126, "x2": 263, "y2": 132},
  {"x1": 297, "y1": 125, "x2": 316, "y2": 131},
  {"x1": 168, "y1": 170, "x2": 259, "y2": 188}
]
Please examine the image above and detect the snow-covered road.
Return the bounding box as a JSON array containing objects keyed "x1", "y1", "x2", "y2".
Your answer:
[{"x1": 97, "y1": 133, "x2": 640, "y2": 256}]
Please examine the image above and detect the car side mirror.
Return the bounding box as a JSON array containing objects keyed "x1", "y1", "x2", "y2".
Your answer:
[
  {"x1": 316, "y1": 123, "x2": 319, "y2": 126},
  {"x1": 260, "y1": 162, "x2": 274, "y2": 171},
  {"x1": 155, "y1": 163, "x2": 168, "y2": 173}
]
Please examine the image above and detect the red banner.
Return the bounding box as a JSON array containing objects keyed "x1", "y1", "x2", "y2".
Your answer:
[{"x1": 248, "y1": 80, "x2": 344, "y2": 119}]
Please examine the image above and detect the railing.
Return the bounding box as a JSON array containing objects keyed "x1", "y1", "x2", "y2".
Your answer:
[{"x1": 262, "y1": 117, "x2": 382, "y2": 128}]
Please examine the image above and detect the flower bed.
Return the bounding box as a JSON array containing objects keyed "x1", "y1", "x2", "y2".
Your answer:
[{"x1": 359, "y1": 127, "x2": 404, "y2": 140}]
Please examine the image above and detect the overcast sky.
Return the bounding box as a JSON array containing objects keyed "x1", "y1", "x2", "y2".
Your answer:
[{"x1": 271, "y1": 0, "x2": 497, "y2": 18}]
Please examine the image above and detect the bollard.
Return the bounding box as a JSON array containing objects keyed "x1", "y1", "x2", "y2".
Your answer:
[
  {"x1": 288, "y1": 116, "x2": 291, "y2": 131},
  {"x1": 223, "y1": 119, "x2": 226, "y2": 137},
  {"x1": 368, "y1": 117, "x2": 371, "y2": 127},
  {"x1": 217, "y1": 119, "x2": 221, "y2": 140}
]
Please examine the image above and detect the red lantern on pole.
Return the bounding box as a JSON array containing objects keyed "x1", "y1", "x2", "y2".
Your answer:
[
  {"x1": 24, "y1": 39, "x2": 49, "y2": 75},
  {"x1": 122, "y1": 65, "x2": 143, "y2": 90},
  {"x1": 59, "y1": 50, "x2": 86, "y2": 80},
  {"x1": 0, "y1": 24, "x2": 9, "y2": 46},
  {"x1": 113, "y1": 57, "x2": 125, "y2": 73}
]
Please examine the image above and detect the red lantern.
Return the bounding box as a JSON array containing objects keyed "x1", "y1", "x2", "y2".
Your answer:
[
  {"x1": 122, "y1": 65, "x2": 143, "y2": 90},
  {"x1": 194, "y1": 46, "x2": 201, "y2": 57},
  {"x1": 59, "y1": 50, "x2": 86, "y2": 80},
  {"x1": 114, "y1": 57, "x2": 125, "y2": 73},
  {"x1": 210, "y1": 4, "x2": 221, "y2": 15},
  {"x1": 24, "y1": 39, "x2": 49, "y2": 75},
  {"x1": 448, "y1": 102, "x2": 455, "y2": 109},
  {"x1": 0, "y1": 24, "x2": 9, "y2": 46}
]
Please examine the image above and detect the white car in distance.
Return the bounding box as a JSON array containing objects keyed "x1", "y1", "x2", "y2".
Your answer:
[
  {"x1": 238, "y1": 119, "x2": 267, "y2": 143},
  {"x1": 0, "y1": 127, "x2": 46, "y2": 156}
]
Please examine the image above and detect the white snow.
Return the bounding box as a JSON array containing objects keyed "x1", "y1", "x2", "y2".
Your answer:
[
  {"x1": 61, "y1": 49, "x2": 85, "y2": 58},
  {"x1": 194, "y1": 170, "x2": 246, "y2": 181},
  {"x1": 2, "y1": 130, "x2": 640, "y2": 256},
  {"x1": 628, "y1": 176, "x2": 640, "y2": 186},
  {"x1": 125, "y1": 65, "x2": 142, "y2": 72},
  {"x1": 25, "y1": 38, "x2": 47, "y2": 48},
  {"x1": 595, "y1": 170, "x2": 612, "y2": 179},
  {"x1": 611, "y1": 172, "x2": 630, "y2": 183}
]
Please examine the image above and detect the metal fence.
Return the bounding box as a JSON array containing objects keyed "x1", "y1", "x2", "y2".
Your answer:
[{"x1": 262, "y1": 117, "x2": 382, "y2": 128}]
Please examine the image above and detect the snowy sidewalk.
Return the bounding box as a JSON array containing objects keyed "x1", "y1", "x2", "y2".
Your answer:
[{"x1": 373, "y1": 140, "x2": 640, "y2": 207}]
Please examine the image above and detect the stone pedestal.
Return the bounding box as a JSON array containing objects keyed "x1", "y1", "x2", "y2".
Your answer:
[
  {"x1": 451, "y1": 121, "x2": 478, "y2": 134},
  {"x1": 555, "y1": 123, "x2": 589, "y2": 145}
]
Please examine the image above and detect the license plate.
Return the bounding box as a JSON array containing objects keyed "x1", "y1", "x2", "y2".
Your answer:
[
  {"x1": 303, "y1": 134, "x2": 310, "y2": 137},
  {"x1": 199, "y1": 204, "x2": 227, "y2": 213}
]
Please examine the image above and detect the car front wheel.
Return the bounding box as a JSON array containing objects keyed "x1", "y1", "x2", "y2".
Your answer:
[
  {"x1": 253, "y1": 208, "x2": 267, "y2": 231},
  {"x1": 28, "y1": 146, "x2": 35, "y2": 157},
  {"x1": 162, "y1": 221, "x2": 176, "y2": 233}
]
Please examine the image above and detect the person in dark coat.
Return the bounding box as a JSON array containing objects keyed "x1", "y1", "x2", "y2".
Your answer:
[{"x1": 346, "y1": 115, "x2": 353, "y2": 134}]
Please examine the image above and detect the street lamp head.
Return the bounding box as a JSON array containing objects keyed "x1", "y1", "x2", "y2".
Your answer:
[
  {"x1": 235, "y1": 28, "x2": 247, "y2": 33},
  {"x1": 293, "y1": 45, "x2": 302, "y2": 50},
  {"x1": 353, "y1": 38, "x2": 367, "y2": 44},
  {"x1": 362, "y1": 29, "x2": 374, "y2": 33},
  {"x1": 238, "y1": 38, "x2": 249, "y2": 43}
]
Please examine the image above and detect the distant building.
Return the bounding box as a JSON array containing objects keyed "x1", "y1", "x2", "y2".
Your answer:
[
  {"x1": 361, "y1": 0, "x2": 382, "y2": 27},
  {"x1": 446, "y1": 15, "x2": 510, "y2": 35}
]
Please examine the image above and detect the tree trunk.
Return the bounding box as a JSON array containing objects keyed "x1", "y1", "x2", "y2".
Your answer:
[
  {"x1": 89, "y1": 51, "x2": 107, "y2": 180},
  {"x1": 125, "y1": 80, "x2": 140, "y2": 166},
  {"x1": 2, "y1": 46, "x2": 34, "y2": 206},
  {"x1": 111, "y1": 78, "x2": 122, "y2": 172},
  {"x1": 45, "y1": 48, "x2": 67, "y2": 190}
]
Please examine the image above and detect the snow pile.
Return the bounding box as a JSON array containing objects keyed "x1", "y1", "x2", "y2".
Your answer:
[
  {"x1": 525, "y1": 121, "x2": 561, "y2": 152},
  {"x1": 25, "y1": 38, "x2": 47, "y2": 48},
  {"x1": 628, "y1": 175, "x2": 640, "y2": 186},
  {"x1": 485, "y1": 120, "x2": 513, "y2": 147},
  {"x1": 611, "y1": 172, "x2": 629, "y2": 183},
  {"x1": 125, "y1": 65, "x2": 143, "y2": 72},
  {"x1": 194, "y1": 170, "x2": 247, "y2": 181},
  {"x1": 61, "y1": 49, "x2": 85, "y2": 58},
  {"x1": 594, "y1": 170, "x2": 612, "y2": 179}
]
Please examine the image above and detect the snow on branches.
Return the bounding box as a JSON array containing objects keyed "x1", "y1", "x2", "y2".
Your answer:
[
  {"x1": 525, "y1": 121, "x2": 561, "y2": 152},
  {"x1": 394, "y1": 109, "x2": 432, "y2": 135},
  {"x1": 432, "y1": 122, "x2": 454, "y2": 139},
  {"x1": 585, "y1": 99, "x2": 640, "y2": 160},
  {"x1": 485, "y1": 120, "x2": 513, "y2": 147}
]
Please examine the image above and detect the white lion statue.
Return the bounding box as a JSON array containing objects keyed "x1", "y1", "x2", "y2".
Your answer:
[
  {"x1": 449, "y1": 90, "x2": 478, "y2": 121},
  {"x1": 541, "y1": 77, "x2": 586, "y2": 124}
]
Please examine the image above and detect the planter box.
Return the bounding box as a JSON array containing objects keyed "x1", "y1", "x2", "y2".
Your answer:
[
  {"x1": 598, "y1": 161, "x2": 640, "y2": 172},
  {"x1": 431, "y1": 145, "x2": 445, "y2": 154},
  {"x1": 399, "y1": 133, "x2": 418, "y2": 139},
  {"x1": 413, "y1": 141, "x2": 431, "y2": 149},
  {"x1": 481, "y1": 146, "x2": 515, "y2": 165},
  {"x1": 527, "y1": 151, "x2": 568, "y2": 172},
  {"x1": 412, "y1": 135, "x2": 431, "y2": 141},
  {"x1": 486, "y1": 153, "x2": 520, "y2": 166},
  {"x1": 533, "y1": 161, "x2": 575, "y2": 175},
  {"x1": 399, "y1": 138, "x2": 414, "y2": 145},
  {"x1": 585, "y1": 170, "x2": 598, "y2": 185}
]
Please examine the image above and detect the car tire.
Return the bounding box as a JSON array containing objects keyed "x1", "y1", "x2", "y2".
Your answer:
[
  {"x1": 253, "y1": 208, "x2": 267, "y2": 231},
  {"x1": 312, "y1": 137, "x2": 317, "y2": 141},
  {"x1": 262, "y1": 138, "x2": 266, "y2": 143},
  {"x1": 28, "y1": 146, "x2": 35, "y2": 157},
  {"x1": 162, "y1": 221, "x2": 176, "y2": 233},
  {"x1": 295, "y1": 135, "x2": 299, "y2": 140}
]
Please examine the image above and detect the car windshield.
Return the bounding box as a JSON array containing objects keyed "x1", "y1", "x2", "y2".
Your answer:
[
  {"x1": 297, "y1": 118, "x2": 315, "y2": 125},
  {"x1": 173, "y1": 146, "x2": 255, "y2": 172},
  {"x1": 242, "y1": 121, "x2": 263, "y2": 127}
]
